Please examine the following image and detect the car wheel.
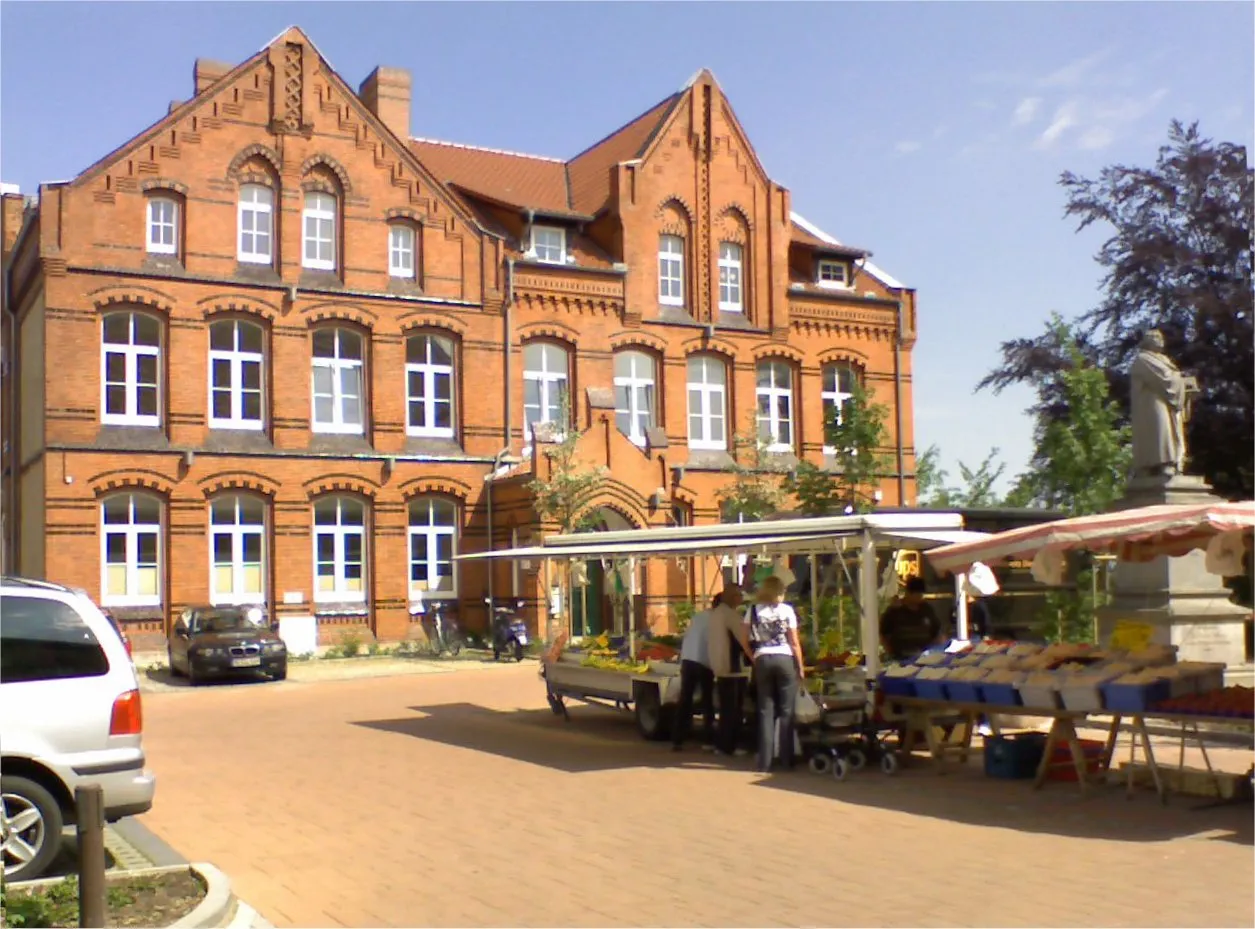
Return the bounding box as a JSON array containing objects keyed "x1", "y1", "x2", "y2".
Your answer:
[
  {"x1": 167, "y1": 650, "x2": 184, "y2": 677},
  {"x1": 273, "y1": 661, "x2": 288, "y2": 682},
  {"x1": 1, "y1": 775, "x2": 64, "y2": 882},
  {"x1": 187, "y1": 663, "x2": 201, "y2": 686}
]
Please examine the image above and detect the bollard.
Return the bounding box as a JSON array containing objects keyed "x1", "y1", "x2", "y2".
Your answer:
[{"x1": 75, "y1": 785, "x2": 107, "y2": 928}]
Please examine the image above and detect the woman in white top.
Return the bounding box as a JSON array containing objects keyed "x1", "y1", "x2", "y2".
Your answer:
[{"x1": 737, "y1": 575, "x2": 806, "y2": 774}]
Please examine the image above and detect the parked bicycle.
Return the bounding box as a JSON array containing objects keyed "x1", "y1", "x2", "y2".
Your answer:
[{"x1": 421, "y1": 600, "x2": 464, "y2": 657}]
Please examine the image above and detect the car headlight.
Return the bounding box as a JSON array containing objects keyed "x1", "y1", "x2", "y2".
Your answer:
[{"x1": 263, "y1": 642, "x2": 286, "y2": 653}]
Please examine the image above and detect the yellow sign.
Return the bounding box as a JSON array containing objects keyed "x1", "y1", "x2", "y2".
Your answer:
[
  {"x1": 894, "y1": 550, "x2": 921, "y2": 580},
  {"x1": 1108, "y1": 620, "x2": 1154, "y2": 651}
]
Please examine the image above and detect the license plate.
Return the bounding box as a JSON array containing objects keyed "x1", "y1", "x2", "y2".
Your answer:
[{"x1": 231, "y1": 656, "x2": 261, "y2": 668}]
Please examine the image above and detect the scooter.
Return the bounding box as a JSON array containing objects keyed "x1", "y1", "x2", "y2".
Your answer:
[{"x1": 489, "y1": 598, "x2": 529, "y2": 662}]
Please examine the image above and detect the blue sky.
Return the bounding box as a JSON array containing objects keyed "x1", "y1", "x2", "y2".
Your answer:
[{"x1": 2, "y1": 2, "x2": 1252, "y2": 492}]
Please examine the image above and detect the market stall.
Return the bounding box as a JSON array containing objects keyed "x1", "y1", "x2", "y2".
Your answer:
[
  {"x1": 459, "y1": 513, "x2": 989, "y2": 741},
  {"x1": 896, "y1": 501, "x2": 1255, "y2": 801}
]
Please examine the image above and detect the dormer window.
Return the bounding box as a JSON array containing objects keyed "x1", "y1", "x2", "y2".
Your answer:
[
  {"x1": 817, "y1": 259, "x2": 849, "y2": 289},
  {"x1": 146, "y1": 196, "x2": 179, "y2": 256},
  {"x1": 530, "y1": 225, "x2": 566, "y2": 264}
]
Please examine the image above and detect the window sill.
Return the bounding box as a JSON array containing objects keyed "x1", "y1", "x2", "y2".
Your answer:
[
  {"x1": 93, "y1": 425, "x2": 171, "y2": 451},
  {"x1": 234, "y1": 262, "x2": 280, "y2": 284},
  {"x1": 387, "y1": 278, "x2": 423, "y2": 296},
  {"x1": 403, "y1": 436, "x2": 465, "y2": 457},
  {"x1": 313, "y1": 603, "x2": 369, "y2": 617},
  {"x1": 203, "y1": 429, "x2": 275, "y2": 454},
  {"x1": 299, "y1": 269, "x2": 343, "y2": 289},
  {"x1": 142, "y1": 255, "x2": 183, "y2": 273},
  {"x1": 309, "y1": 434, "x2": 374, "y2": 455}
]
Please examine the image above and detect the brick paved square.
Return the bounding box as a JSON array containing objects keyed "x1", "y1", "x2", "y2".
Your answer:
[{"x1": 136, "y1": 667, "x2": 1254, "y2": 928}]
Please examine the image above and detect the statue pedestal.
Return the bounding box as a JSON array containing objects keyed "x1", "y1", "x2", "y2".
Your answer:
[{"x1": 1098, "y1": 474, "x2": 1250, "y2": 665}]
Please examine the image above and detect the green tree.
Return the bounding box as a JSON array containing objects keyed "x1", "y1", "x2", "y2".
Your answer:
[
  {"x1": 527, "y1": 418, "x2": 607, "y2": 534},
  {"x1": 1004, "y1": 314, "x2": 1131, "y2": 516},
  {"x1": 785, "y1": 379, "x2": 892, "y2": 515},
  {"x1": 982, "y1": 121, "x2": 1253, "y2": 499},
  {"x1": 717, "y1": 428, "x2": 785, "y2": 522},
  {"x1": 914, "y1": 444, "x2": 1008, "y2": 508}
]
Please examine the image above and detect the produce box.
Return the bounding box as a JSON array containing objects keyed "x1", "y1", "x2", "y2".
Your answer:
[
  {"x1": 1102, "y1": 679, "x2": 1172, "y2": 713},
  {"x1": 1120, "y1": 763, "x2": 1255, "y2": 800},
  {"x1": 946, "y1": 679, "x2": 983, "y2": 704},
  {"x1": 1017, "y1": 676, "x2": 1063, "y2": 711},
  {"x1": 877, "y1": 673, "x2": 917, "y2": 698},
  {"x1": 983, "y1": 732, "x2": 1047, "y2": 779},
  {"x1": 982, "y1": 682, "x2": 1024, "y2": 707},
  {"x1": 1059, "y1": 680, "x2": 1106, "y2": 712},
  {"x1": 912, "y1": 677, "x2": 949, "y2": 701},
  {"x1": 1047, "y1": 738, "x2": 1106, "y2": 782}
]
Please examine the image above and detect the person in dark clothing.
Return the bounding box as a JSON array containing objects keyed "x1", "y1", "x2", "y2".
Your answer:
[
  {"x1": 955, "y1": 593, "x2": 992, "y2": 641},
  {"x1": 672, "y1": 593, "x2": 718, "y2": 751},
  {"x1": 736, "y1": 576, "x2": 805, "y2": 775},
  {"x1": 879, "y1": 577, "x2": 943, "y2": 662}
]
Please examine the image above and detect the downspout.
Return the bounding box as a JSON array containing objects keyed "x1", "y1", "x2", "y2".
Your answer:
[
  {"x1": 484, "y1": 258, "x2": 517, "y2": 626},
  {"x1": 893, "y1": 299, "x2": 906, "y2": 505},
  {"x1": 2, "y1": 262, "x2": 12, "y2": 572},
  {"x1": 504, "y1": 258, "x2": 515, "y2": 450}
]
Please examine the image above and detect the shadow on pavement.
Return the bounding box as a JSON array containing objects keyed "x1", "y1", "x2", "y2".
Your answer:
[
  {"x1": 354, "y1": 702, "x2": 726, "y2": 774},
  {"x1": 142, "y1": 666, "x2": 277, "y2": 689},
  {"x1": 751, "y1": 759, "x2": 1255, "y2": 847},
  {"x1": 357, "y1": 701, "x2": 1253, "y2": 845}
]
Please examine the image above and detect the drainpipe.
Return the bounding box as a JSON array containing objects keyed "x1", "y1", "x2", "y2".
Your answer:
[
  {"x1": 2, "y1": 265, "x2": 12, "y2": 572},
  {"x1": 893, "y1": 299, "x2": 906, "y2": 505},
  {"x1": 484, "y1": 446, "x2": 511, "y2": 624},
  {"x1": 504, "y1": 258, "x2": 515, "y2": 450}
]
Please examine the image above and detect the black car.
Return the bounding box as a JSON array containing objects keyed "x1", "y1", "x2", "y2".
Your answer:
[{"x1": 167, "y1": 606, "x2": 287, "y2": 684}]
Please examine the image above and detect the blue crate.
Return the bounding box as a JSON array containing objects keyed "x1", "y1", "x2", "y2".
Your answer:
[
  {"x1": 946, "y1": 680, "x2": 983, "y2": 704},
  {"x1": 878, "y1": 674, "x2": 917, "y2": 698},
  {"x1": 983, "y1": 732, "x2": 1047, "y2": 779},
  {"x1": 912, "y1": 678, "x2": 950, "y2": 701},
  {"x1": 981, "y1": 682, "x2": 1024, "y2": 707},
  {"x1": 1101, "y1": 680, "x2": 1172, "y2": 713}
]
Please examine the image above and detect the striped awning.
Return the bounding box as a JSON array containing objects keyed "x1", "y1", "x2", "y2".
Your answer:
[{"x1": 925, "y1": 501, "x2": 1255, "y2": 576}]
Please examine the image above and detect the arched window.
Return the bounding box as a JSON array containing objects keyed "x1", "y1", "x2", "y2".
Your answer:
[
  {"x1": 302, "y1": 191, "x2": 337, "y2": 271},
  {"x1": 145, "y1": 195, "x2": 179, "y2": 256},
  {"x1": 210, "y1": 494, "x2": 266, "y2": 605},
  {"x1": 718, "y1": 242, "x2": 743, "y2": 312},
  {"x1": 101, "y1": 312, "x2": 161, "y2": 427},
  {"x1": 311, "y1": 327, "x2": 364, "y2": 434},
  {"x1": 313, "y1": 496, "x2": 366, "y2": 603},
  {"x1": 389, "y1": 223, "x2": 417, "y2": 280},
  {"x1": 658, "y1": 234, "x2": 685, "y2": 307},
  {"x1": 209, "y1": 319, "x2": 264, "y2": 430},
  {"x1": 822, "y1": 363, "x2": 859, "y2": 455},
  {"x1": 237, "y1": 184, "x2": 274, "y2": 265},
  {"x1": 406, "y1": 333, "x2": 455, "y2": 438},
  {"x1": 522, "y1": 342, "x2": 569, "y2": 438},
  {"x1": 408, "y1": 497, "x2": 458, "y2": 599},
  {"x1": 755, "y1": 360, "x2": 794, "y2": 451},
  {"x1": 613, "y1": 350, "x2": 656, "y2": 446},
  {"x1": 101, "y1": 493, "x2": 162, "y2": 607},
  {"x1": 686, "y1": 355, "x2": 727, "y2": 451}
]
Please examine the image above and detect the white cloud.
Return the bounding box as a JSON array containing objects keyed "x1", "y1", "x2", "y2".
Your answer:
[
  {"x1": 932, "y1": 125, "x2": 948, "y2": 140},
  {"x1": 972, "y1": 99, "x2": 999, "y2": 112},
  {"x1": 1034, "y1": 101, "x2": 1080, "y2": 149},
  {"x1": 1037, "y1": 49, "x2": 1112, "y2": 89},
  {"x1": 1077, "y1": 126, "x2": 1116, "y2": 150},
  {"x1": 1012, "y1": 96, "x2": 1042, "y2": 126},
  {"x1": 893, "y1": 140, "x2": 922, "y2": 156}
]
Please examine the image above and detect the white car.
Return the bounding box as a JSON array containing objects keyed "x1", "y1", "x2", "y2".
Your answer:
[{"x1": 0, "y1": 577, "x2": 157, "y2": 881}]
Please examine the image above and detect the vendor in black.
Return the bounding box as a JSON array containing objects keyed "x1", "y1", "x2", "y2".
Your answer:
[{"x1": 879, "y1": 577, "x2": 943, "y2": 661}]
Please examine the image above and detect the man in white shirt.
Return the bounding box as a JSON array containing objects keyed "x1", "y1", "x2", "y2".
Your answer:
[
  {"x1": 706, "y1": 584, "x2": 751, "y2": 756},
  {"x1": 672, "y1": 594, "x2": 718, "y2": 751}
]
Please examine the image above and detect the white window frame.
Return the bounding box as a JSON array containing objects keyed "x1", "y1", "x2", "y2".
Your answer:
[
  {"x1": 237, "y1": 184, "x2": 274, "y2": 265},
  {"x1": 756, "y1": 361, "x2": 795, "y2": 453},
  {"x1": 208, "y1": 320, "x2": 265, "y2": 431},
  {"x1": 311, "y1": 328, "x2": 365, "y2": 435},
  {"x1": 209, "y1": 494, "x2": 266, "y2": 606},
  {"x1": 529, "y1": 225, "x2": 566, "y2": 264},
  {"x1": 613, "y1": 351, "x2": 656, "y2": 446},
  {"x1": 313, "y1": 496, "x2": 366, "y2": 604},
  {"x1": 405, "y1": 334, "x2": 455, "y2": 439},
  {"x1": 817, "y1": 259, "x2": 849, "y2": 289},
  {"x1": 522, "y1": 342, "x2": 569, "y2": 440},
  {"x1": 718, "y1": 242, "x2": 744, "y2": 312},
  {"x1": 408, "y1": 497, "x2": 458, "y2": 599},
  {"x1": 686, "y1": 355, "x2": 727, "y2": 451},
  {"x1": 389, "y1": 224, "x2": 416, "y2": 279},
  {"x1": 822, "y1": 363, "x2": 857, "y2": 456},
  {"x1": 146, "y1": 196, "x2": 178, "y2": 255},
  {"x1": 302, "y1": 191, "x2": 337, "y2": 271},
  {"x1": 100, "y1": 493, "x2": 162, "y2": 608},
  {"x1": 658, "y1": 234, "x2": 685, "y2": 306},
  {"x1": 101, "y1": 312, "x2": 161, "y2": 428}
]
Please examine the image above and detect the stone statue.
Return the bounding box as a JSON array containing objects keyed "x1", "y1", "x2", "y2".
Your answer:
[{"x1": 1129, "y1": 329, "x2": 1198, "y2": 476}]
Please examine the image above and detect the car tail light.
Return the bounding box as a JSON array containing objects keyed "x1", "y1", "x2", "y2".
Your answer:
[{"x1": 110, "y1": 689, "x2": 143, "y2": 736}]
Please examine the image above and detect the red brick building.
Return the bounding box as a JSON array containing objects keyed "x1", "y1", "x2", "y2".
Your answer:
[{"x1": 0, "y1": 27, "x2": 919, "y2": 648}]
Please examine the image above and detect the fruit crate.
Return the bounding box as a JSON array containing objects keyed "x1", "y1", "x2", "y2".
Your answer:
[
  {"x1": 912, "y1": 677, "x2": 950, "y2": 701},
  {"x1": 1059, "y1": 680, "x2": 1108, "y2": 712},
  {"x1": 1102, "y1": 680, "x2": 1172, "y2": 713},
  {"x1": 877, "y1": 673, "x2": 917, "y2": 698},
  {"x1": 981, "y1": 682, "x2": 1024, "y2": 707},
  {"x1": 983, "y1": 732, "x2": 1047, "y2": 779},
  {"x1": 1017, "y1": 681, "x2": 1064, "y2": 711},
  {"x1": 945, "y1": 679, "x2": 984, "y2": 704}
]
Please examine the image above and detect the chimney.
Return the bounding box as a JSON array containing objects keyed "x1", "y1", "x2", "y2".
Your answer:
[
  {"x1": 358, "y1": 67, "x2": 412, "y2": 140},
  {"x1": 194, "y1": 59, "x2": 233, "y2": 95}
]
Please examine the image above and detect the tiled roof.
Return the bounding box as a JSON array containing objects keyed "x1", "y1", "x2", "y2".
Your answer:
[
  {"x1": 409, "y1": 138, "x2": 571, "y2": 215},
  {"x1": 566, "y1": 93, "x2": 682, "y2": 215}
]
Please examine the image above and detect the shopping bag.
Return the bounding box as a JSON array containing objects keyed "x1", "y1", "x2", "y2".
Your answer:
[{"x1": 794, "y1": 688, "x2": 822, "y2": 725}]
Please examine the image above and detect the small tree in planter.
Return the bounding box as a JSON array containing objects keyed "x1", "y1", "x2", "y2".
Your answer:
[{"x1": 716, "y1": 428, "x2": 786, "y2": 524}]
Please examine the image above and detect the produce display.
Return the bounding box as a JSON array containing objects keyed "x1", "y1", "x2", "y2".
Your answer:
[
  {"x1": 877, "y1": 640, "x2": 1244, "y2": 717},
  {"x1": 1153, "y1": 685, "x2": 1254, "y2": 718},
  {"x1": 563, "y1": 632, "x2": 678, "y2": 675},
  {"x1": 580, "y1": 654, "x2": 649, "y2": 673}
]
